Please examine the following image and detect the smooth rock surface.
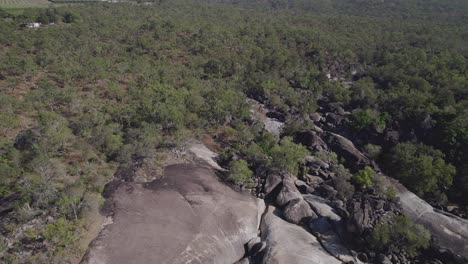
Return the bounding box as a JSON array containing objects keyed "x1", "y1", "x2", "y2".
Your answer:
[
  {"x1": 260, "y1": 206, "x2": 341, "y2": 264},
  {"x1": 188, "y1": 142, "x2": 225, "y2": 171},
  {"x1": 82, "y1": 164, "x2": 265, "y2": 264}
]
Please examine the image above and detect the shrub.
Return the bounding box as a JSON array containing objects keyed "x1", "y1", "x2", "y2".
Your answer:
[
  {"x1": 227, "y1": 160, "x2": 254, "y2": 188},
  {"x1": 315, "y1": 150, "x2": 339, "y2": 165},
  {"x1": 0, "y1": 150, "x2": 21, "y2": 197},
  {"x1": 0, "y1": 235, "x2": 7, "y2": 255},
  {"x1": 271, "y1": 137, "x2": 309, "y2": 175},
  {"x1": 350, "y1": 109, "x2": 388, "y2": 131},
  {"x1": 57, "y1": 195, "x2": 86, "y2": 221},
  {"x1": 363, "y1": 144, "x2": 382, "y2": 160},
  {"x1": 353, "y1": 166, "x2": 375, "y2": 187},
  {"x1": 333, "y1": 164, "x2": 355, "y2": 201},
  {"x1": 350, "y1": 77, "x2": 377, "y2": 107},
  {"x1": 44, "y1": 218, "x2": 77, "y2": 248},
  {"x1": 370, "y1": 215, "x2": 430, "y2": 257},
  {"x1": 255, "y1": 131, "x2": 279, "y2": 156},
  {"x1": 385, "y1": 187, "x2": 398, "y2": 202},
  {"x1": 323, "y1": 82, "x2": 351, "y2": 104},
  {"x1": 63, "y1": 12, "x2": 80, "y2": 23},
  {"x1": 243, "y1": 143, "x2": 270, "y2": 169},
  {"x1": 384, "y1": 143, "x2": 455, "y2": 197},
  {"x1": 38, "y1": 111, "x2": 73, "y2": 153}
]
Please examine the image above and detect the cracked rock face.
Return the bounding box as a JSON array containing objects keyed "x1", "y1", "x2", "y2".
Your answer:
[{"x1": 82, "y1": 164, "x2": 264, "y2": 264}]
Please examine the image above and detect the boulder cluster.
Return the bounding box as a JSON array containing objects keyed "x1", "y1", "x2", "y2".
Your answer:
[
  {"x1": 245, "y1": 131, "x2": 405, "y2": 264},
  {"x1": 246, "y1": 103, "x2": 468, "y2": 263}
]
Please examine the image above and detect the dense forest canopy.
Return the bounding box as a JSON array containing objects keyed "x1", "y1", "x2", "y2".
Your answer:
[{"x1": 0, "y1": 0, "x2": 467, "y2": 262}]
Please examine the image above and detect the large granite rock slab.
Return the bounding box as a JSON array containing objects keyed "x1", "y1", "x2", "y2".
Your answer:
[
  {"x1": 82, "y1": 164, "x2": 265, "y2": 264},
  {"x1": 259, "y1": 206, "x2": 341, "y2": 264},
  {"x1": 382, "y1": 176, "x2": 468, "y2": 259}
]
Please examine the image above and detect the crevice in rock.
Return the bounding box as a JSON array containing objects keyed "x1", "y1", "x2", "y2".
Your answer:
[
  {"x1": 314, "y1": 233, "x2": 344, "y2": 263},
  {"x1": 240, "y1": 201, "x2": 270, "y2": 264},
  {"x1": 258, "y1": 202, "x2": 270, "y2": 238}
]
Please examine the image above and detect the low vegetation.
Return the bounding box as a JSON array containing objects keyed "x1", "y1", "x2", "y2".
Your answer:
[
  {"x1": 370, "y1": 215, "x2": 431, "y2": 257},
  {"x1": 384, "y1": 143, "x2": 455, "y2": 202},
  {"x1": 271, "y1": 137, "x2": 309, "y2": 176},
  {"x1": 353, "y1": 166, "x2": 375, "y2": 187},
  {"x1": 0, "y1": 0, "x2": 466, "y2": 262},
  {"x1": 227, "y1": 159, "x2": 254, "y2": 188}
]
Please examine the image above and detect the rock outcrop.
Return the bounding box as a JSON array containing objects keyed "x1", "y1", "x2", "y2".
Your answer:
[
  {"x1": 294, "y1": 131, "x2": 328, "y2": 151},
  {"x1": 82, "y1": 164, "x2": 265, "y2": 264},
  {"x1": 253, "y1": 99, "x2": 468, "y2": 262},
  {"x1": 382, "y1": 176, "x2": 468, "y2": 260},
  {"x1": 259, "y1": 206, "x2": 341, "y2": 264},
  {"x1": 275, "y1": 178, "x2": 303, "y2": 207},
  {"x1": 326, "y1": 132, "x2": 468, "y2": 260},
  {"x1": 248, "y1": 99, "x2": 284, "y2": 135},
  {"x1": 347, "y1": 195, "x2": 400, "y2": 234},
  {"x1": 325, "y1": 132, "x2": 374, "y2": 171},
  {"x1": 282, "y1": 198, "x2": 317, "y2": 224}
]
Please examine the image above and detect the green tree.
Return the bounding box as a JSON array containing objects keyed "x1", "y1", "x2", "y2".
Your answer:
[
  {"x1": 350, "y1": 77, "x2": 377, "y2": 108},
  {"x1": 350, "y1": 109, "x2": 388, "y2": 131},
  {"x1": 38, "y1": 111, "x2": 73, "y2": 154},
  {"x1": 363, "y1": 144, "x2": 382, "y2": 160},
  {"x1": 353, "y1": 166, "x2": 375, "y2": 187},
  {"x1": 63, "y1": 12, "x2": 80, "y2": 23},
  {"x1": 322, "y1": 82, "x2": 351, "y2": 104},
  {"x1": 227, "y1": 159, "x2": 254, "y2": 188},
  {"x1": 0, "y1": 141, "x2": 21, "y2": 197},
  {"x1": 333, "y1": 164, "x2": 355, "y2": 201},
  {"x1": 384, "y1": 143, "x2": 455, "y2": 198},
  {"x1": 271, "y1": 137, "x2": 309, "y2": 175}
]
